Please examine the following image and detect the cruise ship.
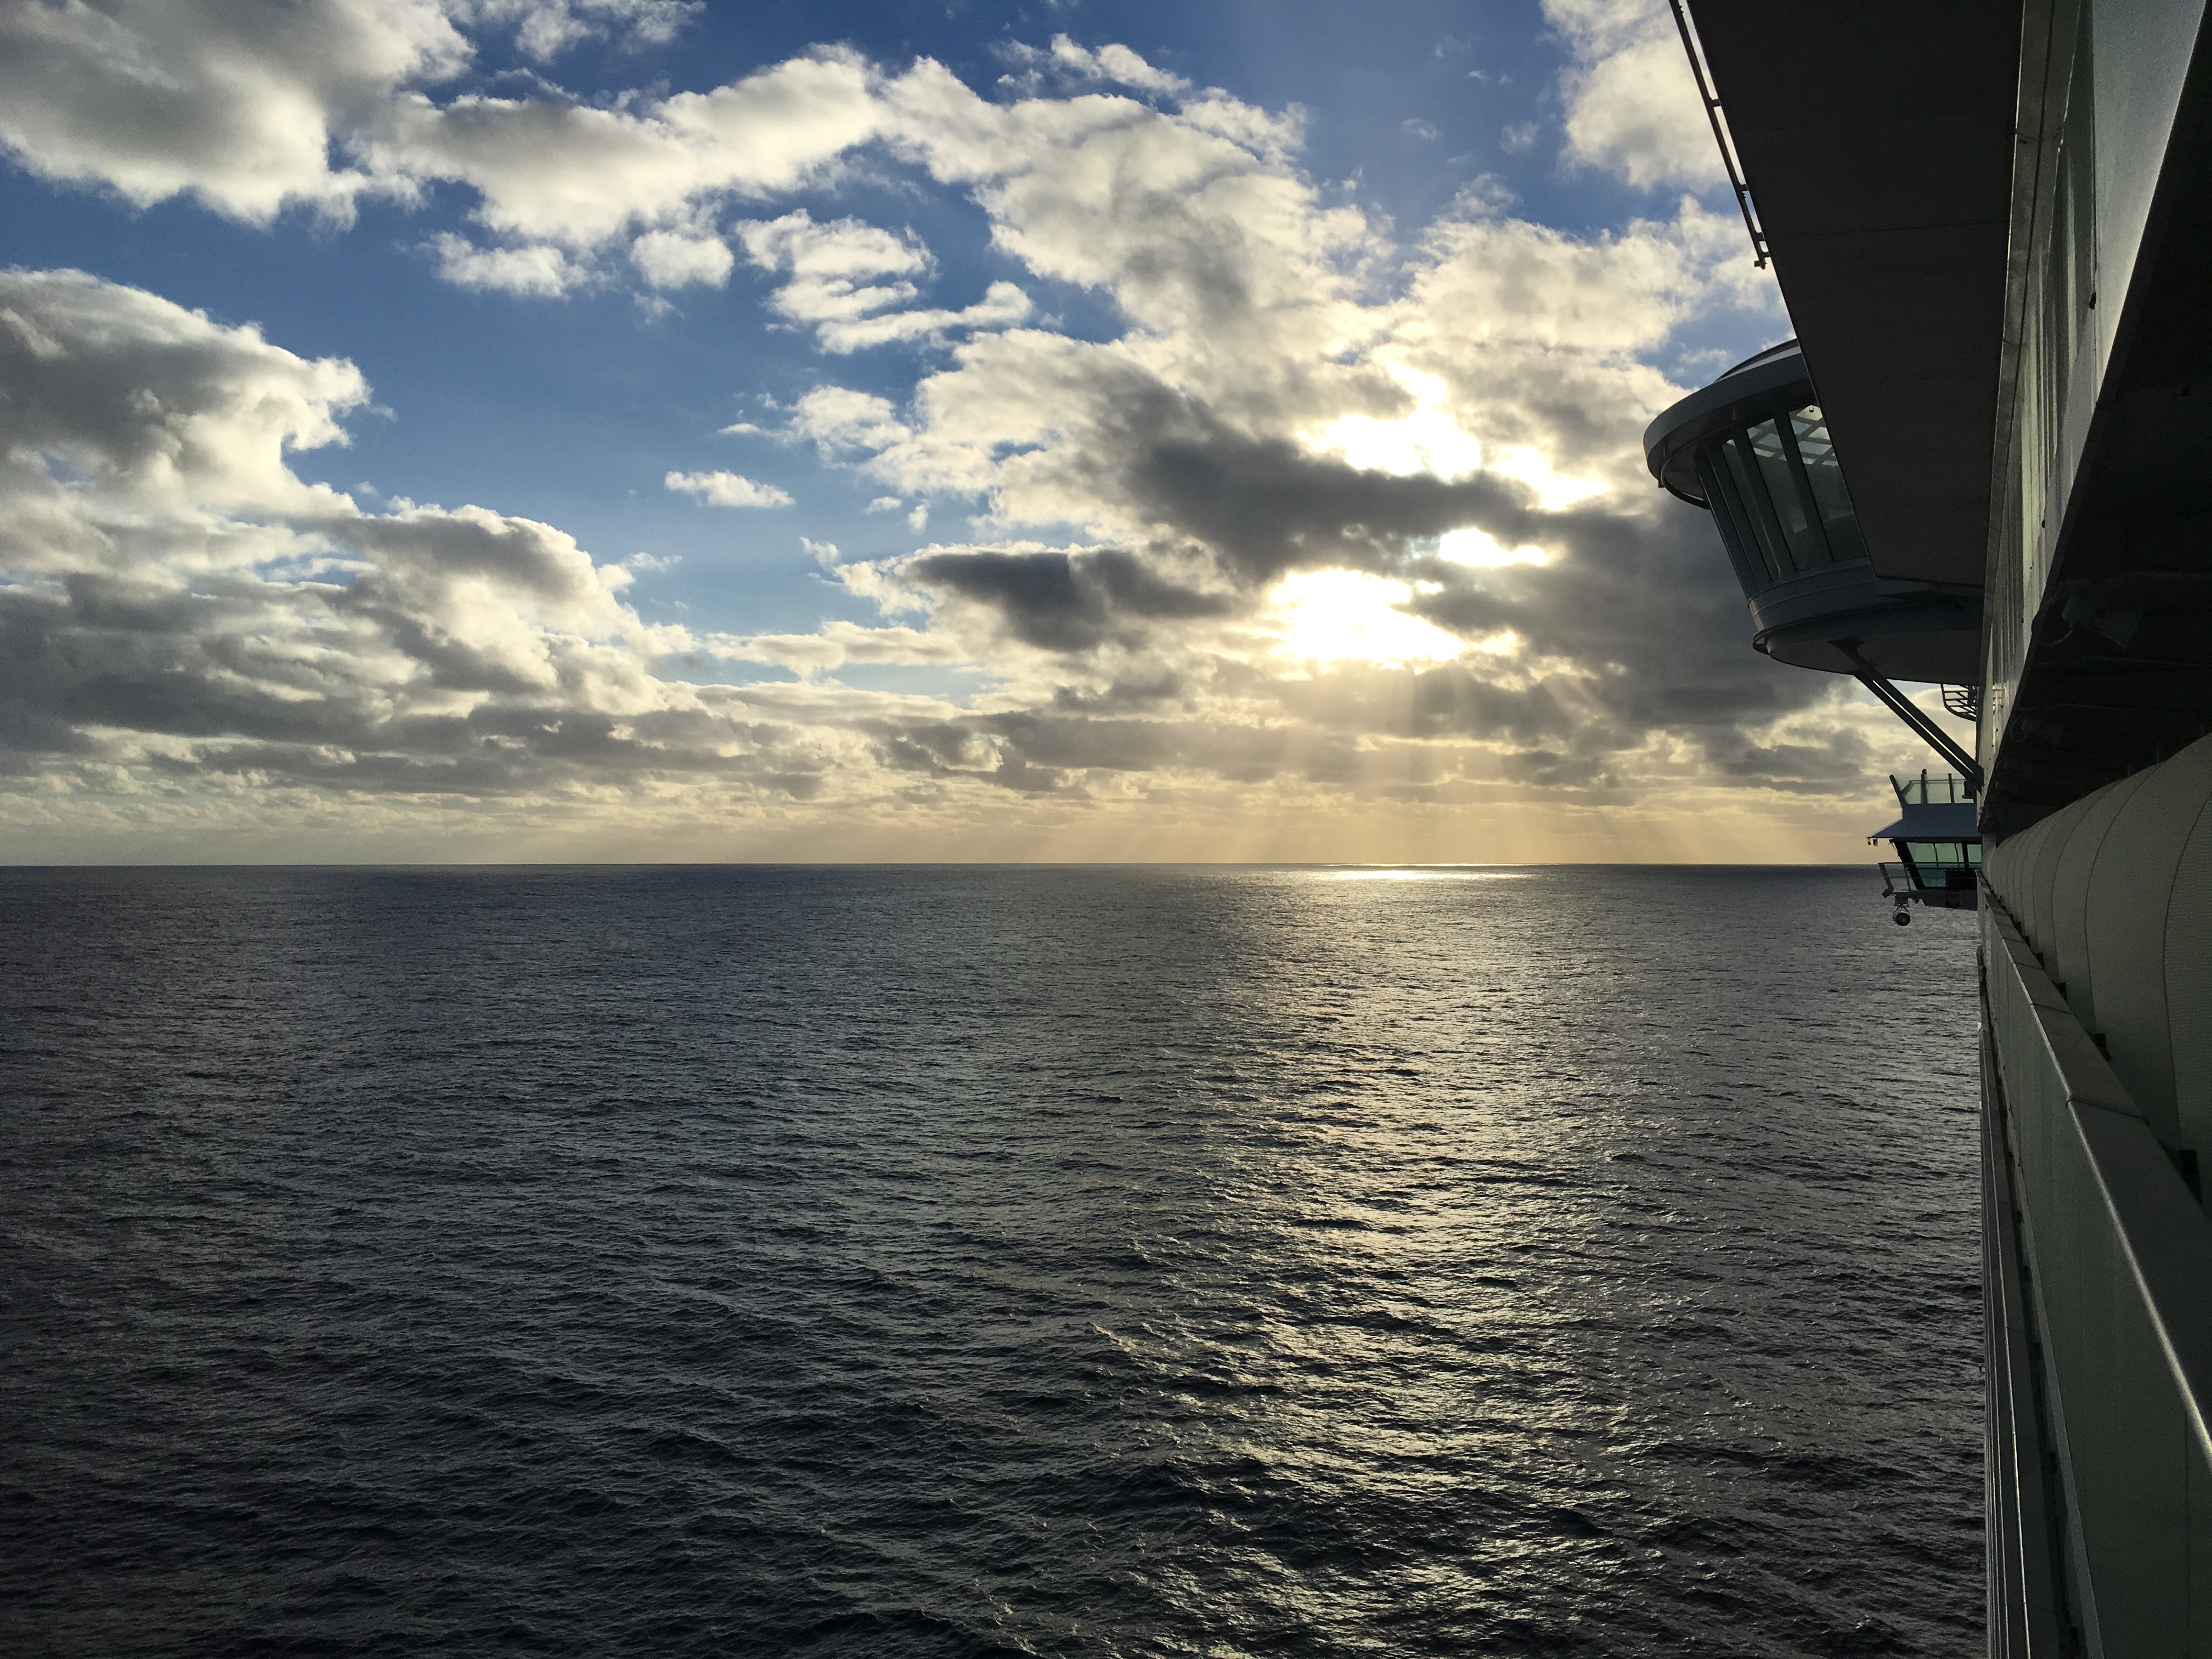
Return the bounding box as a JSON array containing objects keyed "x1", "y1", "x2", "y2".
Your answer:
[{"x1": 1644, "y1": 1, "x2": 2212, "y2": 1651}]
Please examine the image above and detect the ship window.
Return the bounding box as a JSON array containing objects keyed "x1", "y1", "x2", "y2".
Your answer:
[
  {"x1": 1693, "y1": 448, "x2": 1771, "y2": 595},
  {"x1": 1718, "y1": 433, "x2": 1791, "y2": 583},
  {"x1": 1905, "y1": 840, "x2": 1980, "y2": 867},
  {"x1": 1746, "y1": 417, "x2": 1832, "y2": 573},
  {"x1": 1787, "y1": 408, "x2": 1868, "y2": 566}
]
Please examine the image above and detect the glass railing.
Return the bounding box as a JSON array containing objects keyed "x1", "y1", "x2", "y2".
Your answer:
[{"x1": 1891, "y1": 771, "x2": 1974, "y2": 806}]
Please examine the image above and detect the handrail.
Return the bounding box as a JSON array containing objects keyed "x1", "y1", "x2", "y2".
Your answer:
[
  {"x1": 1979, "y1": 958, "x2": 2081, "y2": 1656},
  {"x1": 1941, "y1": 682, "x2": 1982, "y2": 721},
  {"x1": 1666, "y1": 0, "x2": 1771, "y2": 267}
]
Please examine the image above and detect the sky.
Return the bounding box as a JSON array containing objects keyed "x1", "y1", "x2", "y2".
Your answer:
[{"x1": 0, "y1": 0, "x2": 1973, "y2": 863}]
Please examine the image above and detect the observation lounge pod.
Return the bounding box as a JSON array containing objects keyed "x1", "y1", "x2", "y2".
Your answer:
[{"x1": 1643, "y1": 341, "x2": 1980, "y2": 686}]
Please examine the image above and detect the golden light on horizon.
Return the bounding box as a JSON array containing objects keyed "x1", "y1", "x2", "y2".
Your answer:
[{"x1": 1324, "y1": 867, "x2": 1530, "y2": 881}]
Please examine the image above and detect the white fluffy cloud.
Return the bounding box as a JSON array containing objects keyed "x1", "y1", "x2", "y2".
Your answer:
[
  {"x1": 0, "y1": 0, "x2": 466, "y2": 222},
  {"x1": 1547, "y1": 0, "x2": 1726, "y2": 190},
  {"x1": 464, "y1": 0, "x2": 698, "y2": 62},
  {"x1": 430, "y1": 232, "x2": 580, "y2": 294},
  {"x1": 0, "y1": 5, "x2": 881, "y2": 283},
  {"x1": 664, "y1": 470, "x2": 794, "y2": 508},
  {"x1": 1008, "y1": 34, "x2": 1193, "y2": 98},
  {"x1": 733, "y1": 211, "x2": 1032, "y2": 352},
  {"x1": 630, "y1": 229, "x2": 735, "y2": 290}
]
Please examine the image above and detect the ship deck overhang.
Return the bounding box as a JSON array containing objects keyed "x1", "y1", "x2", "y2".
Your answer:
[{"x1": 1685, "y1": 0, "x2": 2023, "y2": 589}]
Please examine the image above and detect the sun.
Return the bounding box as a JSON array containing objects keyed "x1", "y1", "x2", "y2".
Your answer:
[{"x1": 1269, "y1": 571, "x2": 1466, "y2": 665}]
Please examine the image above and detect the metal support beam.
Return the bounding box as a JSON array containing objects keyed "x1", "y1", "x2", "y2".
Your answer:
[
  {"x1": 1856, "y1": 672, "x2": 1987, "y2": 793},
  {"x1": 1839, "y1": 640, "x2": 1986, "y2": 792}
]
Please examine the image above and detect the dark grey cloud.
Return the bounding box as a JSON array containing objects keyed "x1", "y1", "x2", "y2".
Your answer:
[
  {"x1": 907, "y1": 545, "x2": 1235, "y2": 651},
  {"x1": 1116, "y1": 399, "x2": 1552, "y2": 583},
  {"x1": 0, "y1": 567, "x2": 834, "y2": 797}
]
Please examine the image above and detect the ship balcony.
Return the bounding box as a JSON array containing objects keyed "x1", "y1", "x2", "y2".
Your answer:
[
  {"x1": 1889, "y1": 769, "x2": 1974, "y2": 806},
  {"x1": 1644, "y1": 342, "x2": 1980, "y2": 685}
]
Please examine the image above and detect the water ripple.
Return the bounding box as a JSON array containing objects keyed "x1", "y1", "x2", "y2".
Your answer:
[{"x1": 0, "y1": 865, "x2": 1982, "y2": 1656}]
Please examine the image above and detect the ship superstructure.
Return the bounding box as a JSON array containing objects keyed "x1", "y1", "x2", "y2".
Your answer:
[
  {"x1": 1654, "y1": 0, "x2": 2212, "y2": 1650},
  {"x1": 1873, "y1": 772, "x2": 1983, "y2": 922}
]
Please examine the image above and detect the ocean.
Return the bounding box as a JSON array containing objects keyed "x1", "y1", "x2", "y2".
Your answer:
[{"x1": 1, "y1": 865, "x2": 1983, "y2": 1657}]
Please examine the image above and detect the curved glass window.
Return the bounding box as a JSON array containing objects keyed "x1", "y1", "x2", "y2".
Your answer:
[
  {"x1": 1788, "y1": 409, "x2": 1867, "y2": 565},
  {"x1": 1748, "y1": 416, "x2": 1827, "y2": 569},
  {"x1": 1695, "y1": 403, "x2": 1869, "y2": 594}
]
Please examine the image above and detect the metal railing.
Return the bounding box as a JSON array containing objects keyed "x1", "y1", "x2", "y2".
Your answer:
[
  {"x1": 1666, "y1": 0, "x2": 1771, "y2": 268},
  {"x1": 1880, "y1": 860, "x2": 1979, "y2": 897},
  {"x1": 1891, "y1": 770, "x2": 1976, "y2": 806}
]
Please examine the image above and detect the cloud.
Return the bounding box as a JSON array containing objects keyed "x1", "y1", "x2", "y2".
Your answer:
[
  {"x1": 0, "y1": 5, "x2": 882, "y2": 272},
  {"x1": 431, "y1": 233, "x2": 581, "y2": 295},
  {"x1": 0, "y1": 268, "x2": 367, "y2": 538},
  {"x1": 0, "y1": 269, "x2": 896, "y2": 828},
  {"x1": 0, "y1": 257, "x2": 1905, "y2": 860},
  {"x1": 709, "y1": 620, "x2": 976, "y2": 672},
  {"x1": 1002, "y1": 35, "x2": 1193, "y2": 98},
  {"x1": 788, "y1": 388, "x2": 916, "y2": 458},
  {"x1": 736, "y1": 210, "x2": 929, "y2": 308},
  {"x1": 0, "y1": 36, "x2": 1915, "y2": 860},
  {"x1": 735, "y1": 210, "x2": 1029, "y2": 352},
  {"x1": 630, "y1": 229, "x2": 735, "y2": 289},
  {"x1": 372, "y1": 51, "x2": 883, "y2": 253},
  {"x1": 1545, "y1": 0, "x2": 1725, "y2": 189},
  {"x1": 464, "y1": 1, "x2": 701, "y2": 61},
  {"x1": 0, "y1": 0, "x2": 468, "y2": 223},
  {"x1": 815, "y1": 283, "x2": 1033, "y2": 354},
  {"x1": 664, "y1": 470, "x2": 794, "y2": 508},
  {"x1": 902, "y1": 545, "x2": 1238, "y2": 652}
]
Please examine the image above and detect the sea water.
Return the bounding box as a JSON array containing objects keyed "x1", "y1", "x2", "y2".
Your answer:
[{"x1": 1, "y1": 865, "x2": 1983, "y2": 1656}]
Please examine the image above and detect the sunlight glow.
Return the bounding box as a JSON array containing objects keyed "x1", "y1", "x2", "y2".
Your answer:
[
  {"x1": 1270, "y1": 571, "x2": 1466, "y2": 665},
  {"x1": 1437, "y1": 527, "x2": 1548, "y2": 568},
  {"x1": 1485, "y1": 444, "x2": 1609, "y2": 510},
  {"x1": 1303, "y1": 369, "x2": 1482, "y2": 478}
]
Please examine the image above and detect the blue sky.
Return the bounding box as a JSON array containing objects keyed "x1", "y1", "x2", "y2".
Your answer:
[{"x1": 0, "y1": 0, "x2": 1929, "y2": 862}]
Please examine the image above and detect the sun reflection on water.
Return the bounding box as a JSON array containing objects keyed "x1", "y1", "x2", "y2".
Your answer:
[{"x1": 1323, "y1": 867, "x2": 1530, "y2": 881}]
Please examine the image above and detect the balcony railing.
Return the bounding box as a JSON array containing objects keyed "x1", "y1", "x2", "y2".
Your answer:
[
  {"x1": 1892, "y1": 770, "x2": 1975, "y2": 806},
  {"x1": 1983, "y1": 899, "x2": 2212, "y2": 1656},
  {"x1": 1879, "y1": 862, "x2": 1980, "y2": 909}
]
